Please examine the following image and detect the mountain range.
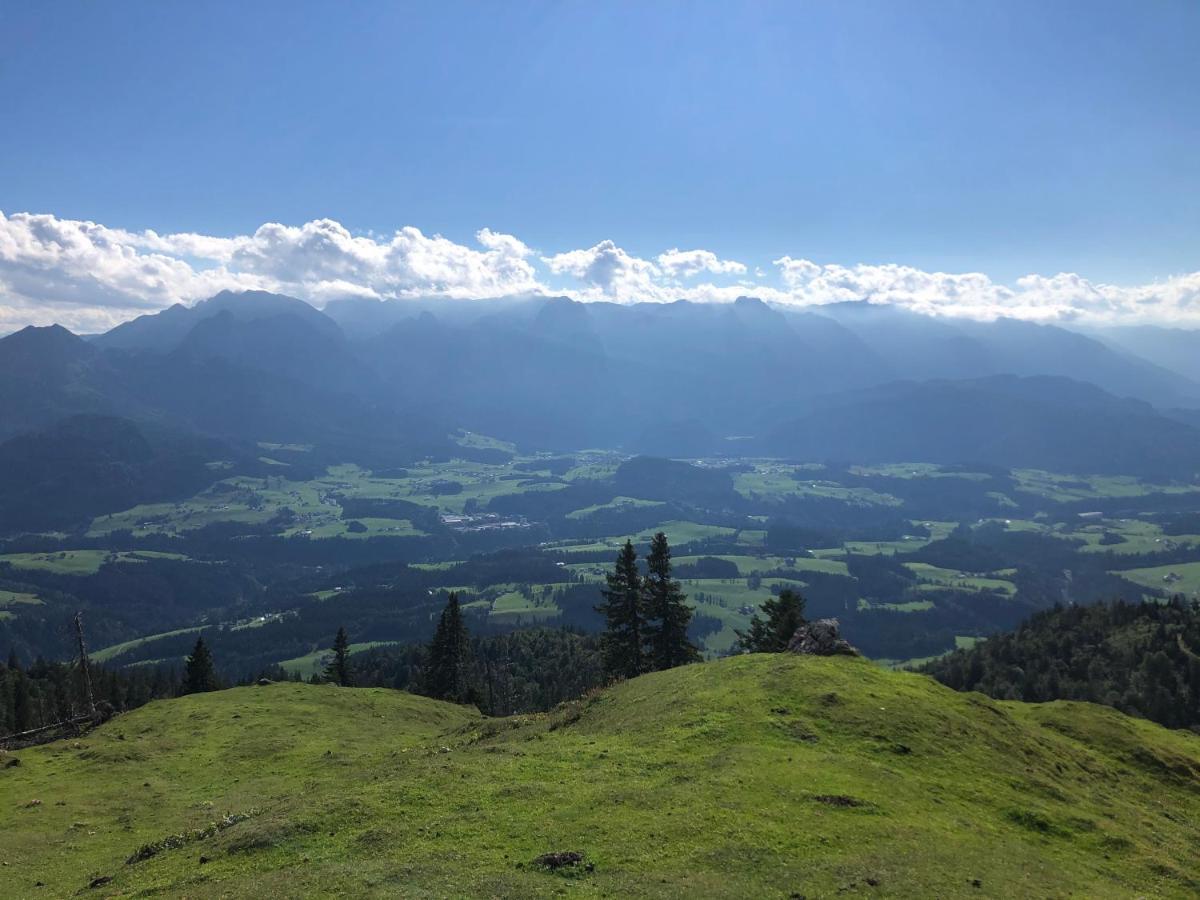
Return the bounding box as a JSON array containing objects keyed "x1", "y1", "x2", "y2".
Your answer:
[{"x1": 2, "y1": 290, "x2": 1199, "y2": 480}]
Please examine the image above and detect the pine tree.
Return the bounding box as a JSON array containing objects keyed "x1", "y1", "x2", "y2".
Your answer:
[
  {"x1": 324, "y1": 626, "x2": 352, "y2": 686},
  {"x1": 736, "y1": 588, "x2": 806, "y2": 653},
  {"x1": 642, "y1": 532, "x2": 700, "y2": 670},
  {"x1": 0, "y1": 672, "x2": 13, "y2": 733},
  {"x1": 596, "y1": 539, "x2": 646, "y2": 679},
  {"x1": 182, "y1": 636, "x2": 218, "y2": 695},
  {"x1": 12, "y1": 671, "x2": 33, "y2": 731},
  {"x1": 426, "y1": 593, "x2": 470, "y2": 702}
]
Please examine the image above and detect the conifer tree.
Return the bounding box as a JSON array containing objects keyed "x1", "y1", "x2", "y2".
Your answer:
[
  {"x1": 596, "y1": 539, "x2": 647, "y2": 679},
  {"x1": 182, "y1": 636, "x2": 218, "y2": 695},
  {"x1": 426, "y1": 593, "x2": 470, "y2": 702},
  {"x1": 642, "y1": 532, "x2": 700, "y2": 670},
  {"x1": 324, "y1": 626, "x2": 352, "y2": 686},
  {"x1": 736, "y1": 588, "x2": 806, "y2": 653},
  {"x1": 12, "y1": 670, "x2": 33, "y2": 731}
]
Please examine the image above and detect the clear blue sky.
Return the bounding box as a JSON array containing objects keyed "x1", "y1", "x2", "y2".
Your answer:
[{"x1": 1, "y1": 0, "x2": 1197, "y2": 283}]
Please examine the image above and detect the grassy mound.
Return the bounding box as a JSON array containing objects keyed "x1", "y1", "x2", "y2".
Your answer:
[{"x1": 2, "y1": 655, "x2": 1199, "y2": 898}]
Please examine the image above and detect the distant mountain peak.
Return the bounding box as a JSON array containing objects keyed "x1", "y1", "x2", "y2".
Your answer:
[
  {"x1": 2, "y1": 322, "x2": 83, "y2": 345},
  {"x1": 0, "y1": 323, "x2": 92, "y2": 362}
]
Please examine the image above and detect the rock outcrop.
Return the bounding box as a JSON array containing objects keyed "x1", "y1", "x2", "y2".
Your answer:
[{"x1": 787, "y1": 618, "x2": 859, "y2": 656}]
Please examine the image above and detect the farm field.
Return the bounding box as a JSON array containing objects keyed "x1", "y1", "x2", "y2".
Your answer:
[
  {"x1": 674, "y1": 554, "x2": 849, "y2": 577},
  {"x1": 1111, "y1": 561, "x2": 1200, "y2": 600},
  {"x1": 17, "y1": 443, "x2": 1200, "y2": 675},
  {"x1": 733, "y1": 464, "x2": 902, "y2": 506},
  {"x1": 904, "y1": 563, "x2": 1018, "y2": 596},
  {"x1": 1011, "y1": 469, "x2": 1200, "y2": 503},
  {"x1": 0, "y1": 590, "x2": 41, "y2": 607},
  {"x1": 92, "y1": 627, "x2": 206, "y2": 663},
  {"x1": 565, "y1": 496, "x2": 665, "y2": 520},
  {"x1": 278, "y1": 641, "x2": 401, "y2": 678},
  {"x1": 0, "y1": 550, "x2": 190, "y2": 576}
]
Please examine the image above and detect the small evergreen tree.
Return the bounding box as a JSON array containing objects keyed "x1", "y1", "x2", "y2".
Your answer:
[
  {"x1": 182, "y1": 636, "x2": 218, "y2": 695},
  {"x1": 642, "y1": 532, "x2": 700, "y2": 670},
  {"x1": 736, "y1": 588, "x2": 807, "y2": 653},
  {"x1": 12, "y1": 671, "x2": 33, "y2": 731},
  {"x1": 426, "y1": 593, "x2": 470, "y2": 702},
  {"x1": 324, "y1": 626, "x2": 352, "y2": 686},
  {"x1": 596, "y1": 540, "x2": 646, "y2": 679}
]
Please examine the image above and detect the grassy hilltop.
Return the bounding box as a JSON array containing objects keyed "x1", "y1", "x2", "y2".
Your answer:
[{"x1": 2, "y1": 656, "x2": 1200, "y2": 899}]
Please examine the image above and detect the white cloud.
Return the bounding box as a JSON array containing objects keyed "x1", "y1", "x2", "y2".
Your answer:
[
  {"x1": 1, "y1": 209, "x2": 1198, "y2": 332},
  {"x1": 0, "y1": 211, "x2": 542, "y2": 332},
  {"x1": 542, "y1": 239, "x2": 663, "y2": 300},
  {"x1": 770, "y1": 257, "x2": 1200, "y2": 326},
  {"x1": 656, "y1": 248, "x2": 746, "y2": 278}
]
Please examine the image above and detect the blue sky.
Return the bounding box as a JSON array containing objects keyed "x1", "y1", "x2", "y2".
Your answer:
[{"x1": 1, "y1": 1, "x2": 1198, "y2": 332}]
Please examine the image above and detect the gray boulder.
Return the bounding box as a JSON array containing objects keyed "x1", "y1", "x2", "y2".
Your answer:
[{"x1": 787, "y1": 618, "x2": 859, "y2": 656}]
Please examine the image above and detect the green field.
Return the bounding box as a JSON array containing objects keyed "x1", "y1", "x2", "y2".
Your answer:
[
  {"x1": 0, "y1": 550, "x2": 190, "y2": 576},
  {"x1": 3, "y1": 656, "x2": 1200, "y2": 897},
  {"x1": 278, "y1": 641, "x2": 401, "y2": 678},
  {"x1": 549, "y1": 521, "x2": 738, "y2": 556},
  {"x1": 487, "y1": 589, "x2": 560, "y2": 623},
  {"x1": 1111, "y1": 561, "x2": 1200, "y2": 599},
  {"x1": 1012, "y1": 469, "x2": 1200, "y2": 503},
  {"x1": 734, "y1": 464, "x2": 902, "y2": 507},
  {"x1": 454, "y1": 430, "x2": 517, "y2": 453},
  {"x1": 674, "y1": 554, "x2": 848, "y2": 577},
  {"x1": 565, "y1": 496, "x2": 665, "y2": 520},
  {"x1": 92, "y1": 627, "x2": 206, "y2": 664},
  {"x1": 904, "y1": 563, "x2": 1017, "y2": 596},
  {"x1": 0, "y1": 590, "x2": 41, "y2": 608}
]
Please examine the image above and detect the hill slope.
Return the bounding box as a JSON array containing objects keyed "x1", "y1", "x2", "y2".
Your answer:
[
  {"x1": 3, "y1": 656, "x2": 1200, "y2": 898},
  {"x1": 922, "y1": 599, "x2": 1200, "y2": 730},
  {"x1": 768, "y1": 374, "x2": 1200, "y2": 479}
]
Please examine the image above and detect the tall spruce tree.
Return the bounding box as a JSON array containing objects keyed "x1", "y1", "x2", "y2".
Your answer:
[
  {"x1": 426, "y1": 593, "x2": 470, "y2": 702},
  {"x1": 324, "y1": 626, "x2": 352, "y2": 686},
  {"x1": 182, "y1": 636, "x2": 218, "y2": 695},
  {"x1": 736, "y1": 588, "x2": 806, "y2": 653},
  {"x1": 12, "y1": 670, "x2": 33, "y2": 731},
  {"x1": 596, "y1": 539, "x2": 646, "y2": 679},
  {"x1": 642, "y1": 532, "x2": 700, "y2": 670}
]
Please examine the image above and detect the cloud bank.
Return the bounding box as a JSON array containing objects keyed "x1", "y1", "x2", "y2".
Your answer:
[{"x1": 1, "y1": 210, "x2": 1198, "y2": 334}]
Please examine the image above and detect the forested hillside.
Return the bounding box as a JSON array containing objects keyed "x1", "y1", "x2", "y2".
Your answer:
[{"x1": 923, "y1": 598, "x2": 1200, "y2": 730}]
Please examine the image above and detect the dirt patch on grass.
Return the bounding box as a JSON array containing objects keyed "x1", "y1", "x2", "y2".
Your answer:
[{"x1": 812, "y1": 794, "x2": 865, "y2": 808}]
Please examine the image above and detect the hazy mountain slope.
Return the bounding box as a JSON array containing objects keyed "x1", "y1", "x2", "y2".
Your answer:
[
  {"x1": 10, "y1": 291, "x2": 1200, "y2": 462},
  {"x1": 0, "y1": 296, "x2": 448, "y2": 460},
  {"x1": 360, "y1": 307, "x2": 618, "y2": 449},
  {"x1": 814, "y1": 303, "x2": 1200, "y2": 405},
  {"x1": 94, "y1": 290, "x2": 342, "y2": 353},
  {"x1": 1085, "y1": 324, "x2": 1200, "y2": 384},
  {"x1": 769, "y1": 375, "x2": 1200, "y2": 477},
  {"x1": 0, "y1": 326, "x2": 140, "y2": 440},
  {"x1": 955, "y1": 317, "x2": 1200, "y2": 405},
  {"x1": 3, "y1": 655, "x2": 1199, "y2": 898},
  {"x1": 0, "y1": 415, "x2": 235, "y2": 534}
]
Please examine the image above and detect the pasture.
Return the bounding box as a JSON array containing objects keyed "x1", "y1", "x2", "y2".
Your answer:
[
  {"x1": 0, "y1": 550, "x2": 190, "y2": 576},
  {"x1": 904, "y1": 562, "x2": 1017, "y2": 596},
  {"x1": 1112, "y1": 561, "x2": 1200, "y2": 599}
]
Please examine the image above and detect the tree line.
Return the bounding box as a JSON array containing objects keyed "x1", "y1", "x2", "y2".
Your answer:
[
  {"x1": 0, "y1": 650, "x2": 181, "y2": 737},
  {"x1": 923, "y1": 597, "x2": 1200, "y2": 731}
]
